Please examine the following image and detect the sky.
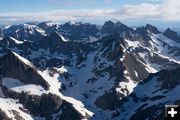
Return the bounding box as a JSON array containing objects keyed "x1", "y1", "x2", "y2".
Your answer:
[{"x1": 0, "y1": 0, "x2": 180, "y2": 28}]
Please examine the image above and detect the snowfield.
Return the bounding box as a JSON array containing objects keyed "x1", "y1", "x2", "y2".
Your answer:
[{"x1": 0, "y1": 98, "x2": 34, "y2": 120}]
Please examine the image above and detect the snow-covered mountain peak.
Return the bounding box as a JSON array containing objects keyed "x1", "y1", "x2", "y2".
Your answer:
[
  {"x1": 163, "y1": 28, "x2": 180, "y2": 42},
  {"x1": 0, "y1": 51, "x2": 94, "y2": 120},
  {"x1": 0, "y1": 21, "x2": 180, "y2": 120}
]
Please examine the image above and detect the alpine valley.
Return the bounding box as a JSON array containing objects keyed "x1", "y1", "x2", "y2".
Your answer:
[{"x1": 0, "y1": 20, "x2": 180, "y2": 120}]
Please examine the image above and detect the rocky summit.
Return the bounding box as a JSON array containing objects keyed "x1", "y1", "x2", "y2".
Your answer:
[{"x1": 0, "y1": 20, "x2": 180, "y2": 120}]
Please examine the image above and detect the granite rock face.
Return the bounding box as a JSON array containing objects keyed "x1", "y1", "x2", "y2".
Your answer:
[
  {"x1": 163, "y1": 28, "x2": 180, "y2": 42},
  {"x1": 60, "y1": 22, "x2": 99, "y2": 40},
  {"x1": 0, "y1": 51, "x2": 91, "y2": 120},
  {"x1": 1, "y1": 87, "x2": 86, "y2": 120},
  {"x1": 0, "y1": 51, "x2": 50, "y2": 90},
  {"x1": 157, "y1": 67, "x2": 180, "y2": 89},
  {"x1": 2, "y1": 88, "x2": 62, "y2": 117}
]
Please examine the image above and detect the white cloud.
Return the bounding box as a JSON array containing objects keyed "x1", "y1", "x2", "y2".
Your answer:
[
  {"x1": 114, "y1": 0, "x2": 180, "y2": 21},
  {"x1": 0, "y1": 9, "x2": 115, "y2": 24},
  {"x1": 160, "y1": 0, "x2": 180, "y2": 21},
  {"x1": 0, "y1": 0, "x2": 180, "y2": 24},
  {"x1": 116, "y1": 3, "x2": 160, "y2": 18}
]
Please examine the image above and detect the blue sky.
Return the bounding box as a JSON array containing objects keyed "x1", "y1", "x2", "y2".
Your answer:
[
  {"x1": 0, "y1": 0, "x2": 162, "y2": 12},
  {"x1": 0, "y1": 0, "x2": 180, "y2": 28}
]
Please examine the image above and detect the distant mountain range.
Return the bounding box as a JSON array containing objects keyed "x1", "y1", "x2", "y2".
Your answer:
[{"x1": 0, "y1": 20, "x2": 180, "y2": 120}]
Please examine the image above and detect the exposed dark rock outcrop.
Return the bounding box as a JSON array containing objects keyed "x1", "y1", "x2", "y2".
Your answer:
[
  {"x1": 11, "y1": 110, "x2": 25, "y2": 120},
  {"x1": 4, "y1": 24, "x2": 45, "y2": 42},
  {"x1": 163, "y1": 28, "x2": 180, "y2": 42},
  {"x1": 144, "y1": 24, "x2": 160, "y2": 34},
  {"x1": 0, "y1": 28, "x2": 4, "y2": 38},
  {"x1": 58, "y1": 101, "x2": 83, "y2": 120},
  {"x1": 101, "y1": 20, "x2": 132, "y2": 36},
  {"x1": 94, "y1": 89, "x2": 120, "y2": 110},
  {"x1": 123, "y1": 53, "x2": 150, "y2": 82},
  {"x1": 134, "y1": 24, "x2": 160, "y2": 47},
  {"x1": 37, "y1": 21, "x2": 59, "y2": 34},
  {"x1": 0, "y1": 51, "x2": 50, "y2": 90},
  {"x1": 2, "y1": 87, "x2": 87, "y2": 120},
  {"x1": 39, "y1": 32, "x2": 81, "y2": 54},
  {"x1": 60, "y1": 22, "x2": 99, "y2": 40},
  {"x1": 112, "y1": 67, "x2": 180, "y2": 120},
  {"x1": 157, "y1": 67, "x2": 180, "y2": 89},
  {"x1": 2, "y1": 87, "x2": 62, "y2": 117},
  {"x1": 0, "y1": 109, "x2": 11, "y2": 120}
]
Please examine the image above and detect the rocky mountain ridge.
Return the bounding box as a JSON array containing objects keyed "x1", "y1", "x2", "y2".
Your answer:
[{"x1": 0, "y1": 20, "x2": 180, "y2": 120}]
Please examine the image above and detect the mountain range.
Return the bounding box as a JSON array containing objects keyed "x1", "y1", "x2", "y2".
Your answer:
[{"x1": 0, "y1": 20, "x2": 180, "y2": 120}]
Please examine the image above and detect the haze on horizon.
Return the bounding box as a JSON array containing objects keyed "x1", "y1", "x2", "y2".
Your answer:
[{"x1": 0, "y1": 0, "x2": 180, "y2": 28}]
